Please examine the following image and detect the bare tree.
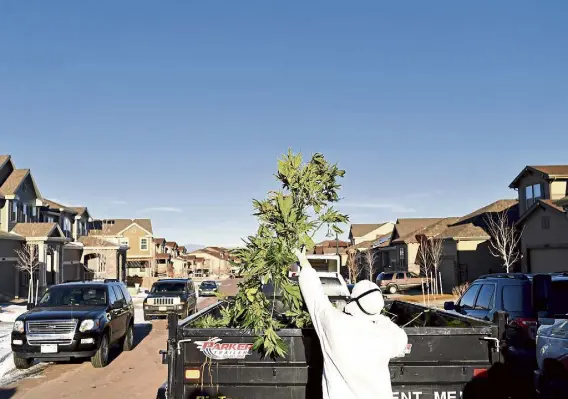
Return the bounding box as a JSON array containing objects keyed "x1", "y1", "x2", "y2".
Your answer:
[
  {"x1": 362, "y1": 248, "x2": 380, "y2": 281},
  {"x1": 429, "y1": 237, "x2": 444, "y2": 294},
  {"x1": 486, "y1": 210, "x2": 524, "y2": 273},
  {"x1": 346, "y1": 249, "x2": 360, "y2": 284},
  {"x1": 15, "y1": 242, "x2": 41, "y2": 306}
]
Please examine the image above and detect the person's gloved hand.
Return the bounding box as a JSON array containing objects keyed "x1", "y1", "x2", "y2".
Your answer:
[{"x1": 293, "y1": 246, "x2": 312, "y2": 269}]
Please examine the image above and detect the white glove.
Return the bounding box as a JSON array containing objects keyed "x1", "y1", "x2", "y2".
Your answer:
[{"x1": 293, "y1": 247, "x2": 312, "y2": 269}]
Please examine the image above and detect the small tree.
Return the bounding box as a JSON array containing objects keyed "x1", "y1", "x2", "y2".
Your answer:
[
  {"x1": 362, "y1": 248, "x2": 380, "y2": 281},
  {"x1": 486, "y1": 210, "x2": 523, "y2": 273},
  {"x1": 429, "y1": 237, "x2": 444, "y2": 294},
  {"x1": 16, "y1": 242, "x2": 41, "y2": 306},
  {"x1": 346, "y1": 249, "x2": 360, "y2": 283}
]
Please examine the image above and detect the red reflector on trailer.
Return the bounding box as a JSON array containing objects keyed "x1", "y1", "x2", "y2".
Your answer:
[{"x1": 473, "y1": 368, "x2": 488, "y2": 378}]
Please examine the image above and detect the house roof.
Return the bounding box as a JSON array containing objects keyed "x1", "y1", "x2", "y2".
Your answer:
[
  {"x1": 11, "y1": 223, "x2": 61, "y2": 238},
  {"x1": 440, "y1": 200, "x2": 519, "y2": 239},
  {"x1": 0, "y1": 155, "x2": 10, "y2": 168},
  {"x1": 89, "y1": 219, "x2": 153, "y2": 236},
  {"x1": 42, "y1": 199, "x2": 79, "y2": 215},
  {"x1": 509, "y1": 165, "x2": 568, "y2": 188},
  {"x1": 0, "y1": 230, "x2": 24, "y2": 240},
  {"x1": 153, "y1": 238, "x2": 165, "y2": 245},
  {"x1": 165, "y1": 241, "x2": 177, "y2": 247},
  {"x1": 352, "y1": 239, "x2": 376, "y2": 250},
  {"x1": 78, "y1": 236, "x2": 119, "y2": 248},
  {"x1": 178, "y1": 246, "x2": 186, "y2": 252},
  {"x1": 517, "y1": 199, "x2": 567, "y2": 225},
  {"x1": 349, "y1": 223, "x2": 387, "y2": 238},
  {"x1": 391, "y1": 218, "x2": 444, "y2": 244},
  {"x1": 156, "y1": 253, "x2": 171, "y2": 260},
  {"x1": 316, "y1": 240, "x2": 350, "y2": 248},
  {"x1": 0, "y1": 169, "x2": 30, "y2": 196},
  {"x1": 69, "y1": 207, "x2": 89, "y2": 217}
]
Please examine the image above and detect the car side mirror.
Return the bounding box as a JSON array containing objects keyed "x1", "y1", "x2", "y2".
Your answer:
[{"x1": 444, "y1": 301, "x2": 455, "y2": 311}]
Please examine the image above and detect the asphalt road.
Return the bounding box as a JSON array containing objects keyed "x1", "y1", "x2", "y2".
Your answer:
[{"x1": 0, "y1": 279, "x2": 240, "y2": 399}]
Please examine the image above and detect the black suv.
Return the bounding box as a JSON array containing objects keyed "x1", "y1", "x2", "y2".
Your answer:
[
  {"x1": 143, "y1": 278, "x2": 197, "y2": 320},
  {"x1": 444, "y1": 273, "x2": 568, "y2": 346},
  {"x1": 11, "y1": 280, "x2": 135, "y2": 369}
]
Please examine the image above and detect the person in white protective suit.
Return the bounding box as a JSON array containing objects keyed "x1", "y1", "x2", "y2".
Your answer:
[{"x1": 293, "y1": 248, "x2": 408, "y2": 399}]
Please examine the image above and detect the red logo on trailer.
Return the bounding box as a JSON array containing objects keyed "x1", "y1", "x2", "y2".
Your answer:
[{"x1": 194, "y1": 337, "x2": 253, "y2": 360}]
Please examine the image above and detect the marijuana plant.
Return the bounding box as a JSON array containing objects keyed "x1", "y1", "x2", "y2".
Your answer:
[{"x1": 228, "y1": 149, "x2": 349, "y2": 358}]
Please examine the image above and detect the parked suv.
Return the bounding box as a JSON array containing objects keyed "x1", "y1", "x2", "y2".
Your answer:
[
  {"x1": 198, "y1": 280, "x2": 219, "y2": 297},
  {"x1": 376, "y1": 271, "x2": 427, "y2": 294},
  {"x1": 11, "y1": 279, "x2": 135, "y2": 369},
  {"x1": 143, "y1": 278, "x2": 197, "y2": 320},
  {"x1": 444, "y1": 273, "x2": 568, "y2": 347}
]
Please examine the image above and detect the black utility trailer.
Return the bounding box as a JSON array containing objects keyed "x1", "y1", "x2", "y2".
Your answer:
[{"x1": 159, "y1": 299, "x2": 508, "y2": 399}]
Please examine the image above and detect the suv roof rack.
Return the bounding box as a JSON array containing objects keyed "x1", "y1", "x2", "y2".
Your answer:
[{"x1": 478, "y1": 273, "x2": 529, "y2": 280}]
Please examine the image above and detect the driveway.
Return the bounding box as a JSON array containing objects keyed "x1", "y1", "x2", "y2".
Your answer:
[{"x1": 0, "y1": 279, "x2": 240, "y2": 399}]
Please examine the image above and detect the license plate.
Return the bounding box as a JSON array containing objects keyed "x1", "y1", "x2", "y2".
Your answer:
[
  {"x1": 41, "y1": 344, "x2": 58, "y2": 354},
  {"x1": 159, "y1": 306, "x2": 167, "y2": 311}
]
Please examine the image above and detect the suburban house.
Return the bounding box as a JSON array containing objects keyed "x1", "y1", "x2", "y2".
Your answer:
[
  {"x1": 510, "y1": 165, "x2": 568, "y2": 274},
  {"x1": 348, "y1": 223, "x2": 395, "y2": 247},
  {"x1": 153, "y1": 238, "x2": 171, "y2": 277},
  {"x1": 79, "y1": 235, "x2": 127, "y2": 281},
  {"x1": 188, "y1": 246, "x2": 231, "y2": 277},
  {"x1": 88, "y1": 218, "x2": 154, "y2": 278},
  {"x1": 0, "y1": 155, "x2": 73, "y2": 299}
]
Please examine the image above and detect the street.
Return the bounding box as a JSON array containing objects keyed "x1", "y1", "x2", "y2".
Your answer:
[{"x1": 0, "y1": 279, "x2": 240, "y2": 399}]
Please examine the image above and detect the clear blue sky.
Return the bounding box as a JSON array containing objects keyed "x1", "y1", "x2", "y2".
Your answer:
[{"x1": 1, "y1": 1, "x2": 567, "y2": 246}]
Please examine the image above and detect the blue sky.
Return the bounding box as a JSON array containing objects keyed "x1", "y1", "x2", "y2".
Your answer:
[{"x1": 1, "y1": 1, "x2": 567, "y2": 246}]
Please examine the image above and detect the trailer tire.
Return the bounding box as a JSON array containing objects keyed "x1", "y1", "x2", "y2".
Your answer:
[{"x1": 388, "y1": 284, "x2": 398, "y2": 294}]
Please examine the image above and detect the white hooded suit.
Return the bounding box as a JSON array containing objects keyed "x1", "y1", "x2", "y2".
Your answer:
[{"x1": 298, "y1": 264, "x2": 408, "y2": 399}]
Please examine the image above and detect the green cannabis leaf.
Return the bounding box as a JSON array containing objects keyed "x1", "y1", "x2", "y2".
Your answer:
[{"x1": 226, "y1": 149, "x2": 349, "y2": 358}]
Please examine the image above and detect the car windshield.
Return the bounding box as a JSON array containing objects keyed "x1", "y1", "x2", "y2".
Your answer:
[
  {"x1": 378, "y1": 273, "x2": 393, "y2": 280},
  {"x1": 201, "y1": 282, "x2": 216, "y2": 288},
  {"x1": 151, "y1": 283, "x2": 185, "y2": 293},
  {"x1": 38, "y1": 286, "x2": 107, "y2": 307}
]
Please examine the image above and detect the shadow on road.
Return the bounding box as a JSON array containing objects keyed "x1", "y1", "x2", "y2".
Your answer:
[
  {"x1": 133, "y1": 322, "x2": 153, "y2": 347},
  {"x1": 0, "y1": 388, "x2": 17, "y2": 399}
]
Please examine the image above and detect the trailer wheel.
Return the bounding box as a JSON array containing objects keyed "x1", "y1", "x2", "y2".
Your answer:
[{"x1": 387, "y1": 284, "x2": 398, "y2": 294}]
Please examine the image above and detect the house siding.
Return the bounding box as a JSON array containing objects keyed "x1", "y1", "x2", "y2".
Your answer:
[
  {"x1": 521, "y1": 206, "x2": 568, "y2": 273},
  {"x1": 121, "y1": 224, "x2": 153, "y2": 258},
  {"x1": 550, "y1": 181, "x2": 568, "y2": 200}
]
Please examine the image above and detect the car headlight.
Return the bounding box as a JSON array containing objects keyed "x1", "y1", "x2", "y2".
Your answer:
[
  {"x1": 79, "y1": 319, "x2": 99, "y2": 332},
  {"x1": 13, "y1": 320, "x2": 24, "y2": 333}
]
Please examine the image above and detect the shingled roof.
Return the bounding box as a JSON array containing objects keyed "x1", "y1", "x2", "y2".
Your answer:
[
  {"x1": 69, "y1": 207, "x2": 89, "y2": 217},
  {"x1": 153, "y1": 238, "x2": 165, "y2": 245},
  {"x1": 42, "y1": 199, "x2": 79, "y2": 215},
  {"x1": 89, "y1": 219, "x2": 153, "y2": 235},
  {"x1": 349, "y1": 223, "x2": 387, "y2": 238},
  {"x1": 78, "y1": 236, "x2": 119, "y2": 248},
  {"x1": 510, "y1": 165, "x2": 568, "y2": 188},
  {"x1": 0, "y1": 169, "x2": 30, "y2": 196},
  {"x1": 11, "y1": 223, "x2": 61, "y2": 238},
  {"x1": 391, "y1": 218, "x2": 445, "y2": 244}
]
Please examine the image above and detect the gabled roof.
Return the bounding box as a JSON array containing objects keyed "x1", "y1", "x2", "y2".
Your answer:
[
  {"x1": 510, "y1": 165, "x2": 568, "y2": 188},
  {"x1": 156, "y1": 253, "x2": 171, "y2": 260},
  {"x1": 78, "y1": 236, "x2": 119, "y2": 248},
  {"x1": 517, "y1": 199, "x2": 567, "y2": 226},
  {"x1": 11, "y1": 223, "x2": 64, "y2": 238},
  {"x1": 42, "y1": 199, "x2": 79, "y2": 215},
  {"x1": 0, "y1": 155, "x2": 11, "y2": 169},
  {"x1": 391, "y1": 218, "x2": 444, "y2": 244},
  {"x1": 315, "y1": 240, "x2": 350, "y2": 248},
  {"x1": 349, "y1": 223, "x2": 387, "y2": 238},
  {"x1": 89, "y1": 219, "x2": 153, "y2": 236},
  {"x1": 153, "y1": 238, "x2": 165, "y2": 245},
  {"x1": 440, "y1": 200, "x2": 519, "y2": 239},
  {"x1": 165, "y1": 241, "x2": 177, "y2": 248},
  {"x1": 69, "y1": 207, "x2": 90, "y2": 218},
  {"x1": 0, "y1": 169, "x2": 31, "y2": 196}
]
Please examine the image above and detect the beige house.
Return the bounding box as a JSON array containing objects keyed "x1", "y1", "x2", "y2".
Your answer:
[
  {"x1": 348, "y1": 223, "x2": 395, "y2": 247},
  {"x1": 510, "y1": 165, "x2": 568, "y2": 274},
  {"x1": 188, "y1": 246, "x2": 231, "y2": 277},
  {"x1": 88, "y1": 218, "x2": 154, "y2": 278},
  {"x1": 153, "y1": 238, "x2": 171, "y2": 276},
  {"x1": 79, "y1": 235, "x2": 127, "y2": 281}
]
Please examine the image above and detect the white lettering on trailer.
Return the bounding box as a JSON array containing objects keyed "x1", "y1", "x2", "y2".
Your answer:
[
  {"x1": 392, "y1": 391, "x2": 462, "y2": 399},
  {"x1": 392, "y1": 392, "x2": 423, "y2": 399}
]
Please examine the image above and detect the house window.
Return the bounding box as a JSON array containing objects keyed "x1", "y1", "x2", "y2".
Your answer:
[
  {"x1": 399, "y1": 247, "x2": 405, "y2": 259},
  {"x1": 542, "y1": 216, "x2": 551, "y2": 230},
  {"x1": 140, "y1": 238, "x2": 148, "y2": 251},
  {"x1": 525, "y1": 183, "x2": 544, "y2": 209},
  {"x1": 11, "y1": 201, "x2": 18, "y2": 222}
]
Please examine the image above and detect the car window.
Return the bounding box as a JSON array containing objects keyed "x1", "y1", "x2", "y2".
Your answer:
[
  {"x1": 459, "y1": 284, "x2": 481, "y2": 309},
  {"x1": 408, "y1": 272, "x2": 419, "y2": 278},
  {"x1": 474, "y1": 284, "x2": 495, "y2": 310},
  {"x1": 396, "y1": 272, "x2": 405, "y2": 279},
  {"x1": 119, "y1": 285, "x2": 132, "y2": 303},
  {"x1": 502, "y1": 285, "x2": 531, "y2": 312},
  {"x1": 379, "y1": 273, "x2": 393, "y2": 280},
  {"x1": 38, "y1": 286, "x2": 107, "y2": 307},
  {"x1": 151, "y1": 282, "x2": 186, "y2": 293},
  {"x1": 108, "y1": 286, "x2": 117, "y2": 305},
  {"x1": 112, "y1": 286, "x2": 125, "y2": 304},
  {"x1": 549, "y1": 281, "x2": 568, "y2": 315}
]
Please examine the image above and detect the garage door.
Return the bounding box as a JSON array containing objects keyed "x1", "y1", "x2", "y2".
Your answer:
[{"x1": 529, "y1": 248, "x2": 568, "y2": 273}]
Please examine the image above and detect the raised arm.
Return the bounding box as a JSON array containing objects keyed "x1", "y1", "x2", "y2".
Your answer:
[{"x1": 293, "y1": 248, "x2": 333, "y2": 318}]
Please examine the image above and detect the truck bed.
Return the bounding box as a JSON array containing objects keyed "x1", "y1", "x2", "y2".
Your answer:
[{"x1": 162, "y1": 300, "x2": 505, "y2": 399}]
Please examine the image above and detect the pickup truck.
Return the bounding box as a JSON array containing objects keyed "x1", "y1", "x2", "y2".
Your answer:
[{"x1": 158, "y1": 273, "x2": 508, "y2": 399}]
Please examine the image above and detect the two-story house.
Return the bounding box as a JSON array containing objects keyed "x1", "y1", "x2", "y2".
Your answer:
[
  {"x1": 188, "y1": 246, "x2": 231, "y2": 277},
  {"x1": 153, "y1": 238, "x2": 171, "y2": 277},
  {"x1": 0, "y1": 155, "x2": 69, "y2": 299},
  {"x1": 348, "y1": 223, "x2": 395, "y2": 247},
  {"x1": 510, "y1": 165, "x2": 568, "y2": 273},
  {"x1": 87, "y1": 218, "x2": 154, "y2": 279}
]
